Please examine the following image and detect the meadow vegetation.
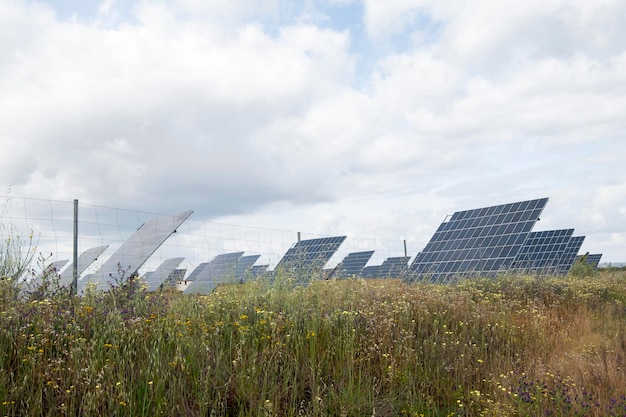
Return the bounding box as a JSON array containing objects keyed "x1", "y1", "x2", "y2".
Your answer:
[{"x1": 1, "y1": 265, "x2": 625, "y2": 416}]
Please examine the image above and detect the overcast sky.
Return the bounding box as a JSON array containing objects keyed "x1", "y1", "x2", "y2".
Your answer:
[{"x1": 1, "y1": 0, "x2": 625, "y2": 263}]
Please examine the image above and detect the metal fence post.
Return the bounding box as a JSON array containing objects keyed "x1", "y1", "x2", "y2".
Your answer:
[{"x1": 72, "y1": 199, "x2": 78, "y2": 296}]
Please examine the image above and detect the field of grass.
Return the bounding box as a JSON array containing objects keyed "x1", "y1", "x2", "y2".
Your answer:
[{"x1": 1, "y1": 270, "x2": 625, "y2": 416}]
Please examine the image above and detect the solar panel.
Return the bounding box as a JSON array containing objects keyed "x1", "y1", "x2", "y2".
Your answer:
[
  {"x1": 557, "y1": 236, "x2": 585, "y2": 275},
  {"x1": 168, "y1": 268, "x2": 187, "y2": 283},
  {"x1": 404, "y1": 198, "x2": 548, "y2": 282},
  {"x1": 360, "y1": 256, "x2": 410, "y2": 278},
  {"x1": 577, "y1": 253, "x2": 602, "y2": 269},
  {"x1": 360, "y1": 265, "x2": 381, "y2": 278},
  {"x1": 511, "y1": 229, "x2": 574, "y2": 275},
  {"x1": 233, "y1": 254, "x2": 261, "y2": 282},
  {"x1": 197, "y1": 252, "x2": 244, "y2": 282},
  {"x1": 183, "y1": 281, "x2": 220, "y2": 295},
  {"x1": 59, "y1": 245, "x2": 109, "y2": 287},
  {"x1": 329, "y1": 251, "x2": 374, "y2": 278},
  {"x1": 186, "y1": 262, "x2": 209, "y2": 281},
  {"x1": 26, "y1": 260, "x2": 68, "y2": 290},
  {"x1": 83, "y1": 210, "x2": 193, "y2": 292},
  {"x1": 378, "y1": 256, "x2": 411, "y2": 278},
  {"x1": 183, "y1": 252, "x2": 244, "y2": 294},
  {"x1": 249, "y1": 264, "x2": 269, "y2": 278},
  {"x1": 144, "y1": 257, "x2": 184, "y2": 291},
  {"x1": 273, "y1": 236, "x2": 346, "y2": 283}
]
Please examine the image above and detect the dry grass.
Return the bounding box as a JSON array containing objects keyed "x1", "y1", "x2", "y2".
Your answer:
[{"x1": 0, "y1": 270, "x2": 625, "y2": 416}]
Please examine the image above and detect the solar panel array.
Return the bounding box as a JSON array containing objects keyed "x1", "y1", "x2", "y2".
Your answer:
[
  {"x1": 405, "y1": 198, "x2": 549, "y2": 282},
  {"x1": 510, "y1": 229, "x2": 574, "y2": 275},
  {"x1": 39, "y1": 197, "x2": 601, "y2": 296}
]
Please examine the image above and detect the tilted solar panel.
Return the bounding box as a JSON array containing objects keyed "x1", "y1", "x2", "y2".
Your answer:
[
  {"x1": 195, "y1": 252, "x2": 244, "y2": 282},
  {"x1": 404, "y1": 198, "x2": 548, "y2": 283},
  {"x1": 186, "y1": 262, "x2": 209, "y2": 281},
  {"x1": 360, "y1": 256, "x2": 410, "y2": 278},
  {"x1": 511, "y1": 229, "x2": 574, "y2": 275},
  {"x1": 234, "y1": 254, "x2": 261, "y2": 282},
  {"x1": 144, "y1": 257, "x2": 184, "y2": 291},
  {"x1": 274, "y1": 236, "x2": 346, "y2": 283},
  {"x1": 360, "y1": 265, "x2": 381, "y2": 278},
  {"x1": 577, "y1": 253, "x2": 602, "y2": 269},
  {"x1": 183, "y1": 252, "x2": 244, "y2": 294},
  {"x1": 82, "y1": 210, "x2": 193, "y2": 292},
  {"x1": 557, "y1": 236, "x2": 585, "y2": 275},
  {"x1": 249, "y1": 264, "x2": 269, "y2": 278},
  {"x1": 330, "y1": 251, "x2": 374, "y2": 278},
  {"x1": 25, "y1": 260, "x2": 68, "y2": 291},
  {"x1": 378, "y1": 256, "x2": 411, "y2": 278},
  {"x1": 59, "y1": 245, "x2": 109, "y2": 287}
]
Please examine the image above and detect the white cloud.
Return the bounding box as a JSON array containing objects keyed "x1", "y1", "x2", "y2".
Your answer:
[{"x1": 1, "y1": 0, "x2": 625, "y2": 263}]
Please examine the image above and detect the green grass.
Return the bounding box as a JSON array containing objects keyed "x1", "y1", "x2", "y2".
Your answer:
[{"x1": 1, "y1": 271, "x2": 625, "y2": 416}]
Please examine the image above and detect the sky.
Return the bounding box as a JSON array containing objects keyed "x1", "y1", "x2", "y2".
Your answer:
[{"x1": 1, "y1": 0, "x2": 625, "y2": 265}]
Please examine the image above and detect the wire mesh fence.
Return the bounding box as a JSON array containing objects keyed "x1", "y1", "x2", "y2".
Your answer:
[{"x1": 0, "y1": 195, "x2": 413, "y2": 283}]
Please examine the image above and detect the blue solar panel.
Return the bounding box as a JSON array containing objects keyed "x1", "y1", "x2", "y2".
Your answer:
[
  {"x1": 511, "y1": 229, "x2": 574, "y2": 275},
  {"x1": 330, "y1": 251, "x2": 374, "y2": 278},
  {"x1": 234, "y1": 254, "x2": 261, "y2": 282},
  {"x1": 557, "y1": 236, "x2": 585, "y2": 275},
  {"x1": 360, "y1": 256, "x2": 410, "y2": 278},
  {"x1": 249, "y1": 264, "x2": 269, "y2": 277},
  {"x1": 577, "y1": 253, "x2": 602, "y2": 269},
  {"x1": 404, "y1": 198, "x2": 548, "y2": 282},
  {"x1": 360, "y1": 265, "x2": 381, "y2": 278},
  {"x1": 378, "y1": 256, "x2": 410, "y2": 278},
  {"x1": 274, "y1": 236, "x2": 346, "y2": 282}
]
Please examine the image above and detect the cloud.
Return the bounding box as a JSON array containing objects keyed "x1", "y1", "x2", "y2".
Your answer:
[
  {"x1": 1, "y1": 2, "x2": 358, "y2": 216},
  {"x1": 1, "y1": 0, "x2": 625, "y2": 263}
]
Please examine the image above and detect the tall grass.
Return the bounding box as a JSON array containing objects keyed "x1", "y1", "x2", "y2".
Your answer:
[{"x1": 0, "y1": 271, "x2": 625, "y2": 416}]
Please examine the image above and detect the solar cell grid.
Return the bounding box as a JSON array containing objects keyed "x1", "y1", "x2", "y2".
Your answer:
[
  {"x1": 330, "y1": 250, "x2": 374, "y2": 278},
  {"x1": 234, "y1": 254, "x2": 261, "y2": 281},
  {"x1": 512, "y1": 229, "x2": 574, "y2": 275},
  {"x1": 557, "y1": 236, "x2": 585, "y2": 275},
  {"x1": 195, "y1": 252, "x2": 244, "y2": 283},
  {"x1": 144, "y1": 257, "x2": 184, "y2": 291},
  {"x1": 577, "y1": 253, "x2": 602, "y2": 269},
  {"x1": 274, "y1": 236, "x2": 346, "y2": 280}
]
